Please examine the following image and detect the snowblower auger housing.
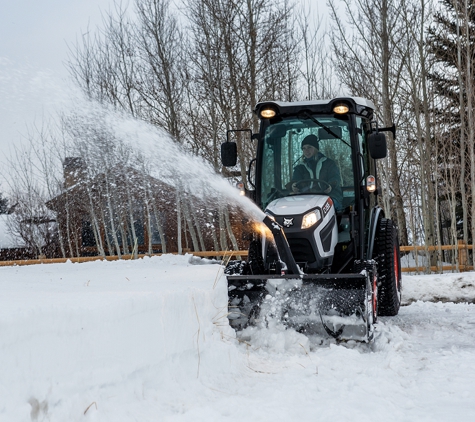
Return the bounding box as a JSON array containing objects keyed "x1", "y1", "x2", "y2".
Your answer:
[{"x1": 222, "y1": 98, "x2": 402, "y2": 342}]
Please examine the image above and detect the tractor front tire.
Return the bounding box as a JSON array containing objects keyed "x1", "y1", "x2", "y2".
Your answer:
[{"x1": 374, "y1": 218, "x2": 402, "y2": 316}]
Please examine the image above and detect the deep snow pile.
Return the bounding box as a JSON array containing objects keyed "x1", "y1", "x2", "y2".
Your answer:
[{"x1": 1, "y1": 255, "x2": 475, "y2": 421}]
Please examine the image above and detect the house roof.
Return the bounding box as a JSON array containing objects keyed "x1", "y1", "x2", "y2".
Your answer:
[{"x1": 46, "y1": 165, "x2": 178, "y2": 212}]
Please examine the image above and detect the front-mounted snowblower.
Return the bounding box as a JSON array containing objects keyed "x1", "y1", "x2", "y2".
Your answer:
[{"x1": 221, "y1": 98, "x2": 402, "y2": 342}]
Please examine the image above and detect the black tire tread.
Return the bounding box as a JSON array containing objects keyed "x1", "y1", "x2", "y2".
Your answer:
[{"x1": 374, "y1": 218, "x2": 401, "y2": 316}]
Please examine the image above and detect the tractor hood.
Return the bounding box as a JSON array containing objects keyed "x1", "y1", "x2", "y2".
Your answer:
[{"x1": 265, "y1": 194, "x2": 331, "y2": 217}]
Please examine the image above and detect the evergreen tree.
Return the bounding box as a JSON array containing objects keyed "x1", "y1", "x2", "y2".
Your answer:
[
  {"x1": 427, "y1": 0, "x2": 475, "y2": 128},
  {"x1": 427, "y1": 0, "x2": 475, "y2": 244}
]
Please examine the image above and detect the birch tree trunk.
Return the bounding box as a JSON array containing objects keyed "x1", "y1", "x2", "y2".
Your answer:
[{"x1": 176, "y1": 187, "x2": 182, "y2": 254}]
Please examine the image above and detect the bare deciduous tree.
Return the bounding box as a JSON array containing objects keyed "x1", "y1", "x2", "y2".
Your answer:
[{"x1": 328, "y1": 0, "x2": 414, "y2": 246}]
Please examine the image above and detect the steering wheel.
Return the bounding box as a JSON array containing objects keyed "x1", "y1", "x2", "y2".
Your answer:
[
  {"x1": 294, "y1": 178, "x2": 331, "y2": 194},
  {"x1": 267, "y1": 188, "x2": 285, "y2": 202}
]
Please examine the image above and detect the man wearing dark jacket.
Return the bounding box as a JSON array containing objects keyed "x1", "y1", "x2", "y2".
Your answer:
[{"x1": 291, "y1": 134, "x2": 343, "y2": 210}]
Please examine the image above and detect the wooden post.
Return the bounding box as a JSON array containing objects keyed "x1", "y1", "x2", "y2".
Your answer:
[{"x1": 458, "y1": 239, "x2": 468, "y2": 270}]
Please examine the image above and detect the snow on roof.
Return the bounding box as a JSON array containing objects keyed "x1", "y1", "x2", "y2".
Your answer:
[
  {"x1": 257, "y1": 97, "x2": 376, "y2": 111},
  {"x1": 0, "y1": 215, "x2": 26, "y2": 249}
]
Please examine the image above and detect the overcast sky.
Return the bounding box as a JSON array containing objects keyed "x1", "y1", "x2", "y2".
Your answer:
[
  {"x1": 0, "y1": 0, "x2": 324, "y2": 192},
  {"x1": 1, "y1": 0, "x2": 114, "y2": 80},
  {"x1": 0, "y1": 0, "x2": 118, "y2": 191}
]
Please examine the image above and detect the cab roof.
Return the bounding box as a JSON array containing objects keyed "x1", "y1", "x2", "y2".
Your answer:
[{"x1": 255, "y1": 97, "x2": 376, "y2": 118}]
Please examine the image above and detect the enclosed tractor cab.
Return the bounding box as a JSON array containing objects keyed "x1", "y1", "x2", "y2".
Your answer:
[{"x1": 222, "y1": 97, "x2": 402, "y2": 341}]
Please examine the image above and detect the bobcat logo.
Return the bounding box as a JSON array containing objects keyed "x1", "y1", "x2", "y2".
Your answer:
[{"x1": 283, "y1": 217, "x2": 294, "y2": 227}]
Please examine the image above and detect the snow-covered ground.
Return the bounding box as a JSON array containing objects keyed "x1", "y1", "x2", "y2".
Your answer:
[{"x1": 1, "y1": 255, "x2": 474, "y2": 421}]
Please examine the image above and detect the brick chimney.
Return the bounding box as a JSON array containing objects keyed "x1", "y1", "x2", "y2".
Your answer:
[{"x1": 63, "y1": 157, "x2": 86, "y2": 188}]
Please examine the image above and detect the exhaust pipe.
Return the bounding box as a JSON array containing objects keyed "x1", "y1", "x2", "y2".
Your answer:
[{"x1": 262, "y1": 215, "x2": 301, "y2": 275}]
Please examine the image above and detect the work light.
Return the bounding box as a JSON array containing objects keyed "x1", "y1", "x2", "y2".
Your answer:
[
  {"x1": 333, "y1": 103, "x2": 349, "y2": 114},
  {"x1": 260, "y1": 108, "x2": 276, "y2": 118}
]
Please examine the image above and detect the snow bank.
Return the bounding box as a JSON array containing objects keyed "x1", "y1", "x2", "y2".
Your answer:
[
  {"x1": 402, "y1": 272, "x2": 475, "y2": 304},
  {"x1": 0, "y1": 255, "x2": 242, "y2": 420}
]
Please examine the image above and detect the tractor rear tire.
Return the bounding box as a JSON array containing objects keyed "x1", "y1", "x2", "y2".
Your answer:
[{"x1": 374, "y1": 218, "x2": 402, "y2": 316}]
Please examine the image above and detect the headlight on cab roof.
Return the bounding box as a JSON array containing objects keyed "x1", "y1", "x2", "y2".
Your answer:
[
  {"x1": 301, "y1": 209, "x2": 322, "y2": 229},
  {"x1": 260, "y1": 107, "x2": 276, "y2": 118},
  {"x1": 333, "y1": 103, "x2": 349, "y2": 114}
]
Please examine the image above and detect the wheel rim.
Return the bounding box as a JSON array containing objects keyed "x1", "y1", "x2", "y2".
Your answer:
[
  {"x1": 373, "y1": 273, "x2": 378, "y2": 320},
  {"x1": 394, "y1": 244, "x2": 402, "y2": 305}
]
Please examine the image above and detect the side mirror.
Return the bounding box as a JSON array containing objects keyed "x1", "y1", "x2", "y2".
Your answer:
[
  {"x1": 221, "y1": 142, "x2": 237, "y2": 167},
  {"x1": 368, "y1": 132, "x2": 387, "y2": 159}
]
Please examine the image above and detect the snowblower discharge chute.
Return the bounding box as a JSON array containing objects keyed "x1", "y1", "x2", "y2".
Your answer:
[{"x1": 222, "y1": 98, "x2": 402, "y2": 342}]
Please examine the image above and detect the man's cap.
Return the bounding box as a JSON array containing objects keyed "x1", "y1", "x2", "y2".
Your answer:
[{"x1": 301, "y1": 134, "x2": 319, "y2": 150}]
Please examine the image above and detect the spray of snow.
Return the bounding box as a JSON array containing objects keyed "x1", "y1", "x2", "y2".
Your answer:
[
  {"x1": 1, "y1": 62, "x2": 266, "y2": 224},
  {"x1": 64, "y1": 97, "x2": 267, "y2": 223},
  {"x1": 108, "y1": 106, "x2": 265, "y2": 221}
]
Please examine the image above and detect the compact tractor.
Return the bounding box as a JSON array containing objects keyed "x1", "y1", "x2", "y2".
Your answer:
[{"x1": 221, "y1": 97, "x2": 402, "y2": 341}]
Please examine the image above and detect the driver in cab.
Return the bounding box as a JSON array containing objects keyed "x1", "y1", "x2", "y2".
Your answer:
[{"x1": 291, "y1": 134, "x2": 343, "y2": 210}]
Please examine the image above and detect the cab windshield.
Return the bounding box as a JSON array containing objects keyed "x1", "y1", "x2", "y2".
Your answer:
[{"x1": 260, "y1": 115, "x2": 354, "y2": 210}]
